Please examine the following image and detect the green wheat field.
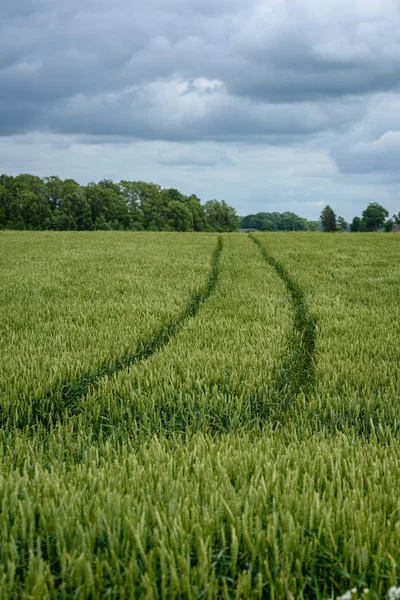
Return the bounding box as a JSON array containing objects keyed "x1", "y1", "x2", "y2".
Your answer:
[{"x1": 1, "y1": 231, "x2": 400, "y2": 599}]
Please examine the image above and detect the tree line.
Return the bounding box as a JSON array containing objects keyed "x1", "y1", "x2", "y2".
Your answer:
[
  {"x1": 0, "y1": 174, "x2": 239, "y2": 232},
  {"x1": 320, "y1": 203, "x2": 400, "y2": 232},
  {"x1": 2, "y1": 173, "x2": 398, "y2": 234},
  {"x1": 239, "y1": 212, "x2": 319, "y2": 231}
]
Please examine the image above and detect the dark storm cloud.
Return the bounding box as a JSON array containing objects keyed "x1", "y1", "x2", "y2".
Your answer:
[{"x1": 1, "y1": 0, "x2": 400, "y2": 175}]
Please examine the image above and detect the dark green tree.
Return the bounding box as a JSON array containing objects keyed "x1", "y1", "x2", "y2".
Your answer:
[
  {"x1": 186, "y1": 194, "x2": 206, "y2": 231},
  {"x1": 240, "y1": 211, "x2": 315, "y2": 231},
  {"x1": 132, "y1": 181, "x2": 163, "y2": 230},
  {"x1": 306, "y1": 221, "x2": 319, "y2": 231},
  {"x1": 320, "y1": 205, "x2": 337, "y2": 232},
  {"x1": 361, "y1": 203, "x2": 389, "y2": 232},
  {"x1": 165, "y1": 200, "x2": 193, "y2": 231},
  {"x1": 350, "y1": 216, "x2": 361, "y2": 232},
  {"x1": 204, "y1": 200, "x2": 238, "y2": 232},
  {"x1": 119, "y1": 180, "x2": 145, "y2": 228},
  {"x1": 384, "y1": 219, "x2": 394, "y2": 232},
  {"x1": 0, "y1": 185, "x2": 8, "y2": 228},
  {"x1": 44, "y1": 176, "x2": 63, "y2": 211},
  {"x1": 337, "y1": 216, "x2": 348, "y2": 231},
  {"x1": 383, "y1": 211, "x2": 400, "y2": 232},
  {"x1": 279, "y1": 212, "x2": 308, "y2": 231}
]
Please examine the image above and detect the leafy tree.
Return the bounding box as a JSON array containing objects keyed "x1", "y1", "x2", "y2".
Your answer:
[
  {"x1": 350, "y1": 216, "x2": 361, "y2": 232},
  {"x1": 384, "y1": 219, "x2": 394, "y2": 232},
  {"x1": 94, "y1": 215, "x2": 112, "y2": 230},
  {"x1": 11, "y1": 175, "x2": 50, "y2": 229},
  {"x1": 0, "y1": 185, "x2": 7, "y2": 228},
  {"x1": 53, "y1": 209, "x2": 78, "y2": 231},
  {"x1": 361, "y1": 203, "x2": 389, "y2": 232},
  {"x1": 306, "y1": 221, "x2": 319, "y2": 231},
  {"x1": 337, "y1": 216, "x2": 348, "y2": 231},
  {"x1": 204, "y1": 200, "x2": 238, "y2": 232},
  {"x1": 383, "y1": 211, "x2": 400, "y2": 232},
  {"x1": 240, "y1": 211, "x2": 313, "y2": 231},
  {"x1": 186, "y1": 194, "x2": 206, "y2": 231},
  {"x1": 44, "y1": 176, "x2": 64, "y2": 210},
  {"x1": 98, "y1": 179, "x2": 121, "y2": 195},
  {"x1": 279, "y1": 212, "x2": 307, "y2": 231},
  {"x1": 241, "y1": 212, "x2": 274, "y2": 231},
  {"x1": 166, "y1": 200, "x2": 193, "y2": 231},
  {"x1": 320, "y1": 205, "x2": 337, "y2": 232},
  {"x1": 131, "y1": 181, "x2": 163, "y2": 230}
]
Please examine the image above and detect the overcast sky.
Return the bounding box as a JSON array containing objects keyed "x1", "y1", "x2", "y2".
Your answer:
[{"x1": 1, "y1": 0, "x2": 400, "y2": 219}]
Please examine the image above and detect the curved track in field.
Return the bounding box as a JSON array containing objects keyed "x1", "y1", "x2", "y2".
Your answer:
[
  {"x1": 6, "y1": 236, "x2": 223, "y2": 430},
  {"x1": 250, "y1": 234, "x2": 316, "y2": 406},
  {"x1": 94, "y1": 235, "x2": 318, "y2": 439}
]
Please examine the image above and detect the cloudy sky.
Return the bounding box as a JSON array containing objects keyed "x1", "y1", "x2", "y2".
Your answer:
[{"x1": 1, "y1": 0, "x2": 400, "y2": 219}]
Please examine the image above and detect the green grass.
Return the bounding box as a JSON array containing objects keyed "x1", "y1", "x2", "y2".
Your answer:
[{"x1": 0, "y1": 231, "x2": 399, "y2": 599}]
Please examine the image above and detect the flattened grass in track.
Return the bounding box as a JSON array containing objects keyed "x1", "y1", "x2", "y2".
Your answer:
[
  {"x1": 77, "y1": 234, "x2": 292, "y2": 440},
  {"x1": 262, "y1": 232, "x2": 400, "y2": 436},
  {"x1": 0, "y1": 232, "x2": 216, "y2": 429},
  {"x1": 0, "y1": 236, "x2": 222, "y2": 428},
  {"x1": 250, "y1": 234, "x2": 316, "y2": 403}
]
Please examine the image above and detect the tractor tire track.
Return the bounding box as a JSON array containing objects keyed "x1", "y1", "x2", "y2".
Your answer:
[
  {"x1": 91, "y1": 235, "x2": 317, "y2": 441},
  {"x1": 5, "y1": 236, "x2": 223, "y2": 430},
  {"x1": 250, "y1": 234, "x2": 317, "y2": 409}
]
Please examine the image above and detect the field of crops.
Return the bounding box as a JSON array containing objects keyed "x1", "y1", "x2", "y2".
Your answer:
[{"x1": 1, "y1": 230, "x2": 400, "y2": 599}]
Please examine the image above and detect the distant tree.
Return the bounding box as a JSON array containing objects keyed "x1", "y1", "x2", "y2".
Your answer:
[
  {"x1": 165, "y1": 200, "x2": 193, "y2": 231},
  {"x1": 240, "y1": 212, "x2": 275, "y2": 231},
  {"x1": 337, "y1": 216, "x2": 348, "y2": 231},
  {"x1": 0, "y1": 185, "x2": 7, "y2": 228},
  {"x1": 384, "y1": 209, "x2": 400, "y2": 231},
  {"x1": 306, "y1": 220, "x2": 319, "y2": 231},
  {"x1": 204, "y1": 200, "x2": 238, "y2": 232},
  {"x1": 279, "y1": 212, "x2": 308, "y2": 231},
  {"x1": 133, "y1": 181, "x2": 163, "y2": 230},
  {"x1": 43, "y1": 176, "x2": 63, "y2": 210},
  {"x1": 240, "y1": 211, "x2": 312, "y2": 231},
  {"x1": 94, "y1": 215, "x2": 112, "y2": 230},
  {"x1": 119, "y1": 180, "x2": 145, "y2": 225},
  {"x1": 54, "y1": 209, "x2": 78, "y2": 231},
  {"x1": 98, "y1": 179, "x2": 121, "y2": 195},
  {"x1": 186, "y1": 194, "x2": 207, "y2": 231},
  {"x1": 384, "y1": 219, "x2": 394, "y2": 232},
  {"x1": 11, "y1": 174, "x2": 50, "y2": 229},
  {"x1": 361, "y1": 203, "x2": 389, "y2": 232},
  {"x1": 350, "y1": 216, "x2": 361, "y2": 232},
  {"x1": 60, "y1": 179, "x2": 93, "y2": 230},
  {"x1": 320, "y1": 205, "x2": 337, "y2": 232}
]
